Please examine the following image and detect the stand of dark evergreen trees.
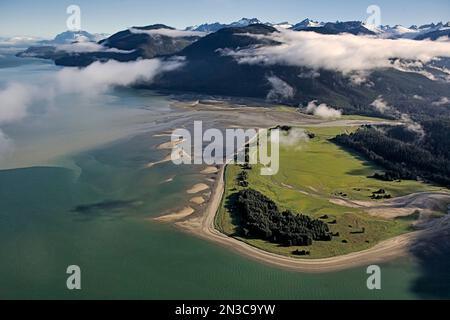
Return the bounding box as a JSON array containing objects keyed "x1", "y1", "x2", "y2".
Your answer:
[
  {"x1": 332, "y1": 121, "x2": 450, "y2": 188},
  {"x1": 235, "y1": 189, "x2": 332, "y2": 246}
]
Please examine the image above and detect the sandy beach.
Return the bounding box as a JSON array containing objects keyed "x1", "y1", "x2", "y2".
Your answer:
[
  {"x1": 154, "y1": 207, "x2": 195, "y2": 222},
  {"x1": 172, "y1": 165, "x2": 450, "y2": 273},
  {"x1": 201, "y1": 166, "x2": 219, "y2": 174},
  {"x1": 187, "y1": 183, "x2": 210, "y2": 194},
  {"x1": 150, "y1": 102, "x2": 450, "y2": 273},
  {"x1": 157, "y1": 138, "x2": 185, "y2": 150},
  {"x1": 190, "y1": 197, "x2": 206, "y2": 205},
  {"x1": 146, "y1": 154, "x2": 173, "y2": 168}
]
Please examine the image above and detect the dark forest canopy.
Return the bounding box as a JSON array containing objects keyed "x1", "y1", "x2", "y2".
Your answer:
[
  {"x1": 332, "y1": 122, "x2": 450, "y2": 188},
  {"x1": 235, "y1": 188, "x2": 332, "y2": 246}
]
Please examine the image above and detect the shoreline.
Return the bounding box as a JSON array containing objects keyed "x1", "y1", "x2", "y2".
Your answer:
[
  {"x1": 149, "y1": 106, "x2": 450, "y2": 273},
  {"x1": 175, "y1": 165, "x2": 422, "y2": 273}
]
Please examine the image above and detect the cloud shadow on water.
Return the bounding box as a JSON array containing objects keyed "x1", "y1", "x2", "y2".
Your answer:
[
  {"x1": 71, "y1": 199, "x2": 141, "y2": 219},
  {"x1": 409, "y1": 219, "x2": 450, "y2": 299}
]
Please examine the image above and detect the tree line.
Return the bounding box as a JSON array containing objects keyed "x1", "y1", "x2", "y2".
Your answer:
[
  {"x1": 332, "y1": 123, "x2": 450, "y2": 188},
  {"x1": 234, "y1": 188, "x2": 332, "y2": 247}
]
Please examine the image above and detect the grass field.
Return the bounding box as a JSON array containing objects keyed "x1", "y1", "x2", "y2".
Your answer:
[{"x1": 216, "y1": 126, "x2": 442, "y2": 258}]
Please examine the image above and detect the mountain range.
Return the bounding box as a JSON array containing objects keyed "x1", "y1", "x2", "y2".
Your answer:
[
  {"x1": 151, "y1": 24, "x2": 450, "y2": 114},
  {"x1": 15, "y1": 17, "x2": 450, "y2": 63},
  {"x1": 185, "y1": 18, "x2": 263, "y2": 33},
  {"x1": 184, "y1": 17, "x2": 450, "y2": 39},
  {"x1": 38, "y1": 30, "x2": 109, "y2": 45},
  {"x1": 17, "y1": 25, "x2": 201, "y2": 66},
  {"x1": 13, "y1": 18, "x2": 450, "y2": 121},
  {"x1": 13, "y1": 16, "x2": 450, "y2": 49}
]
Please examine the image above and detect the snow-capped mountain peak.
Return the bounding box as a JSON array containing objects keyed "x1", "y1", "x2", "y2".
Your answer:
[
  {"x1": 185, "y1": 18, "x2": 262, "y2": 33},
  {"x1": 184, "y1": 17, "x2": 449, "y2": 40},
  {"x1": 271, "y1": 22, "x2": 293, "y2": 29},
  {"x1": 233, "y1": 18, "x2": 262, "y2": 26},
  {"x1": 292, "y1": 18, "x2": 323, "y2": 30}
]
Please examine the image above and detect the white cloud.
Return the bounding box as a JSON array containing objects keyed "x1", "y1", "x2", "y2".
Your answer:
[
  {"x1": 0, "y1": 58, "x2": 184, "y2": 158},
  {"x1": 0, "y1": 58, "x2": 184, "y2": 119},
  {"x1": 432, "y1": 97, "x2": 450, "y2": 106},
  {"x1": 298, "y1": 70, "x2": 320, "y2": 79},
  {"x1": 55, "y1": 42, "x2": 133, "y2": 54},
  {"x1": 0, "y1": 59, "x2": 183, "y2": 119},
  {"x1": 400, "y1": 113, "x2": 425, "y2": 137},
  {"x1": 224, "y1": 29, "x2": 450, "y2": 75},
  {"x1": 129, "y1": 28, "x2": 206, "y2": 38},
  {"x1": 53, "y1": 34, "x2": 129, "y2": 53},
  {"x1": 0, "y1": 36, "x2": 42, "y2": 47},
  {"x1": 348, "y1": 71, "x2": 375, "y2": 86},
  {"x1": 0, "y1": 130, "x2": 13, "y2": 159},
  {"x1": 55, "y1": 58, "x2": 184, "y2": 94},
  {"x1": 435, "y1": 36, "x2": 450, "y2": 42},
  {"x1": 0, "y1": 83, "x2": 36, "y2": 124},
  {"x1": 391, "y1": 59, "x2": 440, "y2": 81},
  {"x1": 0, "y1": 83, "x2": 39, "y2": 158},
  {"x1": 266, "y1": 75, "x2": 294, "y2": 101},
  {"x1": 371, "y1": 96, "x2": 392, "y2": 113},
  {"x1": 304, "y1": 100, "x2": 342, "y2": 119},
  {"x1": 278, "y1": 128, "x2": 310, "y2": 150},
  {"x1": 413, "y1": 94, "x2": 424, "y2": 100},
  {"x1": 370, "y1": 96, "x2": 424, "y2": 137}
]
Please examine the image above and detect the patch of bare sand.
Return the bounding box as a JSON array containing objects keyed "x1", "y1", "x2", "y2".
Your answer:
[
  {"x1": 153, "y1": 130, "x2": 178, "y2": 137},
  {"x1": 330, "y1": 192, "x2": 450, "y2": 219},
  {"x1": 329, "y1": 198, "x2": 361, "y2": 208},
  {"x1": 161, "y1": 176, "x2": 175, "y2": 184},
  {"x1": 153, "y1": 207, "x2": 195, "y2": 222},
  {"x1": 146, "y1": 154, "x2": 172, "y2": 168},
  {"x1": 147, "y1": 104, "x2": 447, "y2": 271},
  {"x1": 279, "y1": 182, "x2": 309, "y2": 195},
  {"x1": 175, "y1": 166, "x2": 450, "y2": 273},
  {"x1": 177, "y1": 216, "x2": 202, "y2": 230},
  {"x1": 187, "y1": 183, "x2": 210, "y2": 194},
  {"x1": 146, "y1": 149, "x2": 191, "y2": 168},
  {"x1": 157, "y1": 139, "x2": 185, "y2": 150},
  {"x1": 201, "y1": 166, "x2": 219, "y2": 174},
  {"x1": 190, "y1": 197, "x2": 205, "y2": 205}
]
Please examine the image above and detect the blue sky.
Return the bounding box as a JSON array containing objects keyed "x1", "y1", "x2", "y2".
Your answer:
[{"x1": 1, "y1": 0, "x2": 449, "y2": 37}]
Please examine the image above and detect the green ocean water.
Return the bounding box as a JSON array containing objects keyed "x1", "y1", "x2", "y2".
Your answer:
[
  {"x1": 0, "y1": 161, "x2": 419, "y2": 300},
  {"x1": 0, "y1": 54, "x2": 445, "y2": 300}
]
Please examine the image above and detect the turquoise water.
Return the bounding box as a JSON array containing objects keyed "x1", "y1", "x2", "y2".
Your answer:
[
  {"x1": 0, "y1": 163, "x2": 419, "y2": 300},
  {"x1": 0, "y1": 53, "x2": 441, "y2": 300}
]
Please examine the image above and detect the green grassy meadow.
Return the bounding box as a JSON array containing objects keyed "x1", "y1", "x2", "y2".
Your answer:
[{"x1": 216, "y1": 126, "x2": 442, "y2": 258}]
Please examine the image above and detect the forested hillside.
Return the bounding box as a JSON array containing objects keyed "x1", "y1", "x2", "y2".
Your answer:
[
  {"x1": 332, "y1": 121, "x2": 450, "y2": 187},
  {"x1": 235, "y1": 189, "x2": 332, "y2": 246}
]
